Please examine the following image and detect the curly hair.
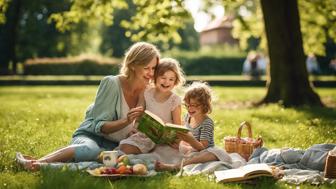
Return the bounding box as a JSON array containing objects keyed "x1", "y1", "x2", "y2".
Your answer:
[{"x1": 183, "y1": 81, "x2": 212, "y2": 114}]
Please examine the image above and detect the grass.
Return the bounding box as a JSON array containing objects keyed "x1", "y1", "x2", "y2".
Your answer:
[{"x1": 0, "y1": 86, "x2": 335, "y2": 189}]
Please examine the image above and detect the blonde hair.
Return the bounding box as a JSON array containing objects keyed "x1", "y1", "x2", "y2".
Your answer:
[
  {"x1": 184, "y1": 81, "x2": 212, "y2": 114},
  {"x1": 154, "y1": 58, "x2": 185, "y2": 87},
  {"x1": 120, "y1": 42, "x2": 160, "y2": 77}
]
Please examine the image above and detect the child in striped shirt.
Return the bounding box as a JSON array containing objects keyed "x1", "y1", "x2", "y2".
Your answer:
[{"x1": 156, "y1": 82, "x2": 232, "y2": 171}]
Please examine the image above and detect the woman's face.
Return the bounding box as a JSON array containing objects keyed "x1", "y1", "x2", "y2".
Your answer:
[{"x1": 134, "y1": 57, "x2": 158, "y2": 85}]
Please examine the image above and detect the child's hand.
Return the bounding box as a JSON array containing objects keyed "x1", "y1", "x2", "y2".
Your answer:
[
  {"x1": 168, "y1": 141, "x2": 180, "y2": 149},
  {"x1": 168, "y1": 139, "x2": 181, "y2": 149},
  {"x1": 176, "y1": 132, "x2": 194, "y2": 143},
  {"x1": 179, "y1": 142, "x2": 195, "y2": 155}
]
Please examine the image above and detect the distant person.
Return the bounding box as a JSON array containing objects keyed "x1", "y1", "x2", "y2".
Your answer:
[
  {"x1": 119, "y1": 57, "x2": 185, "y2": 154},
  {"x1": 16, "y1": 42, "x2": 161, "y2": 171},
  {"x1": 329, "y1": 58, "x2": 336, "y2": 75},
  {"x1": 242, "y1": 52, "x2": 267, "y2": 80},
  {"x1": 306, "y1": 54, "x2": 320, "y2": 75}
]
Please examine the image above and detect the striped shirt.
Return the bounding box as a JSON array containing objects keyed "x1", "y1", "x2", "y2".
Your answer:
[{"x1": 185, "y1": 115, "x2": 215, "y2": 148}]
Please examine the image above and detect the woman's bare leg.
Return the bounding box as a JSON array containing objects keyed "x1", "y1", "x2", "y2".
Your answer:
[
  {"x1": 17, "y1": 146, "x2": 75, "y2": 171},
  {"x1": 37, "y1": 146, "x2": 75, "y2": 163}
]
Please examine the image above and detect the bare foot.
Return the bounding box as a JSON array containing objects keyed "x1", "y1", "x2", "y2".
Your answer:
[
  {"x1": 155, "y1": 161, "x2": 179, "y2": 172},
  {"x1": 16, "y1": 152, "x2": 40, "y2": 171}
]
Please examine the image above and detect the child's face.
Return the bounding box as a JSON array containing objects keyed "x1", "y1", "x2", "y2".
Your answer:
[
  {"x1": 184, "y1": 98, "x2": 204, "y2": 117},
  {"x1": 155, "y1": 70, "x2": 177, "y2": 93}
]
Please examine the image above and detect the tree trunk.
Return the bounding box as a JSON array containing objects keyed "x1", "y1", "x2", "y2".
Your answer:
[
  {"x1": 259, "y1": 0, "x2": 323, "y2": 107},
  {"x1": 0, "y1": 0, "x2": 21, "y2": 75}
]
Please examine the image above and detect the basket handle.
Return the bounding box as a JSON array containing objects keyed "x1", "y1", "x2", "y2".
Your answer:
[{"x1": 237, "y1": 121, "x2": 253, "y2": 139}]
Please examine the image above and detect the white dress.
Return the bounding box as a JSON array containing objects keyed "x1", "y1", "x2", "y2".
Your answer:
[{"x1": 119, "y1": 88, "x2": 181, "y2": 153}]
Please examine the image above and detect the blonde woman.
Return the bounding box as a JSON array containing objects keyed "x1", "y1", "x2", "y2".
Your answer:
[{"x1": 16, "y1": 42, "x2": 160, "y2": 171}]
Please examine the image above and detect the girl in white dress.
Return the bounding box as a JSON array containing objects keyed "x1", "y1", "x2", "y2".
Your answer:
[{"x1": 119, "y1": 58, "x2": 185, "y2": 154}]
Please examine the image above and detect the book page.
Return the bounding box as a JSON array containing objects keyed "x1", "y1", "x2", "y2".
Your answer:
[
  {"x1": 214, "y1": 163, "x2": 272, "y2": 183},
  {"x1": 165, "y1": 123, "x2": 190, "y2": 131},
  {"x1": 144, "y1": 110, "x2": 165, "y2": 125},
  {"x1": 215, "y1": 168, "x2": 246, "y2": 182},
  {"x1": 242, "y1": 163, "x2": 272, "y2": 176}
]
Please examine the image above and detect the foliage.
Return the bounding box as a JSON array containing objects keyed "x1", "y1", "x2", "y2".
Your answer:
[
  {"x1": 49, "y1": 0, "x2": 127, "y2": 32},
  {"x1": 0, "y1": 0, "x2": 9, "y2": 23},
  {"x1": 221, "y1": 0, "x2": 336, "y2": 56},
  {"x1": 121, "y1": 0, "x2": 189, "y2": 43},
  {"x1": 0, "y1": 86, "x2": 335, "y2": 188},
  {"x1": 0, "y1": 0, "x2": 104, "y2": 63},
  {"x1": 99, "y1": 0, "x2": 134, "y2": 57}
]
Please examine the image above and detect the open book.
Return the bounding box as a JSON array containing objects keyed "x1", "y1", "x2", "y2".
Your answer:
[
  {"x1": 214, "y1": 163, "x2": 276, "y2": 183},
  {"x1": 137, "y1": 110, "x2": 190, "y2": 144}
]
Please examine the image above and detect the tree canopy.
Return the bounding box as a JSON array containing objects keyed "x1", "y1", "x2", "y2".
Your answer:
[{"x1": 1, "y1": 0, "x2": 335, "y2": 56}]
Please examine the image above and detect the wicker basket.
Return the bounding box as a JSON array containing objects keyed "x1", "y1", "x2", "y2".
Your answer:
[
  {"x1": 324, "y1": 150, "x2": 336, "y2": 179},
  {"x1": 223, "y1": 121, "x2": 263, "y2": 161}
]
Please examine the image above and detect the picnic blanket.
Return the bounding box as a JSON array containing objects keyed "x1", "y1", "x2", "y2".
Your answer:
[
  {"x1": 181, "y1": 143, "x2": 336, "y2": 185},
  {"x1": 34, "y1": 144, "x2": 336, "y2": 185},
  {"x1": 36, "y1": 144, "x2": 183, "y2": 171}
]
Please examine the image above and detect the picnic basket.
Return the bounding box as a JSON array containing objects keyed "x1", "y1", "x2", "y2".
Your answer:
[
  {"x1": 223, "y1": 121, "x2": 263, "y2": 161},
  {"x1": 324, "y1": 149, "x2": 336, "y2": 179}
]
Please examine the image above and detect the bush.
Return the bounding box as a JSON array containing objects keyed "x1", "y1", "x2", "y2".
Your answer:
[
  {"x1": 177, "y1": 56, "x2": 245, "y2": 75},
  {"x1": 24, "y1": 56, "x2": 121, "y2": 75},
  {"x1": 166, "y1": 48, "x2": 246, "y2": 75}
]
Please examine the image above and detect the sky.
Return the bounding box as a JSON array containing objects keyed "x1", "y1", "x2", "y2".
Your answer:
[{"x1": 184, "y1": 0, "x2": 224, "y2": 32}]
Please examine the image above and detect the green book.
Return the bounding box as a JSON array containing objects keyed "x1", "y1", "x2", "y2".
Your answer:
[{"x1": 137, "y1": 110, "x2": 190, "y2": 144}]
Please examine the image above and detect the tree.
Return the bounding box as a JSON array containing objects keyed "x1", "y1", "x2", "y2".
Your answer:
[
  {"x1": 0, "y1": 0, "x2": 103, "y2": 74},
  {"x1": 259, "y1": 0, "x2": 322, "y2": 106},
  {"x1": 0, "y1": 0, "x2": 21, "y2": 74}
]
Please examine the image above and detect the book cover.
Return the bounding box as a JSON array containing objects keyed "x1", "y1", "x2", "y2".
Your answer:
[
  {"x1": 214, "y1": 163, "x2": 275, "y2": 183},
  {"x1": 137, "y1": 110, "x2": 190, "y2": 144}
]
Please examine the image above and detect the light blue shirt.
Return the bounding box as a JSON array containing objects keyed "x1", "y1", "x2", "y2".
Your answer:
[{"x1": 73, "y1": 75, "x2": 123, "y2": 138}]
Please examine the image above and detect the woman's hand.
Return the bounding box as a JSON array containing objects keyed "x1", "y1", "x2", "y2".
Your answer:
[{"x1": 126, "y1": 106, "x2": 144, "y2": 124}]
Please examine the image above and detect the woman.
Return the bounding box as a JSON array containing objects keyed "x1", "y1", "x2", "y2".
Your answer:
[{"x1": 16, "y1": 42, "x2": 160, "y2": 171}]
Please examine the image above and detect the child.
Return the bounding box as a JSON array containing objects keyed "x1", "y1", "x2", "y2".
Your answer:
[
  {"x1": 119, "y1": 58, "x2": 185, "y2": 154},
  {"x1": 155, "y1": 82, "x2": 232, "y2": 171}
]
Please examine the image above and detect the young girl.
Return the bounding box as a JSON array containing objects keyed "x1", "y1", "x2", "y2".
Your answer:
[
  {"x1": 156, "y1": 82, "x2": 232, "y2": 171},
  {"x1": 119, "y1": 58, "x2": 185, "y2": 154}
]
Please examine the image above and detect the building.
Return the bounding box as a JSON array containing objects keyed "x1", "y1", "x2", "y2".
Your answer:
[{"x1": 200, "y1": 16, "x2": 238, "y2": 46}]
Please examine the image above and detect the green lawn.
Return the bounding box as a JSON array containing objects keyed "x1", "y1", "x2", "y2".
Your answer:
[{"x1": 0, "y1": 86, "x2": 335, "y2": 189}]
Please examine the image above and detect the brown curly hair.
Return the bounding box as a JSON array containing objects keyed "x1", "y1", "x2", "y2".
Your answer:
[{"x1": 183, "y1": 81, "x2": 212, "y2": 114}]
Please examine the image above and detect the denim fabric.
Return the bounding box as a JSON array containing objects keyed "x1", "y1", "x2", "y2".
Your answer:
[
  {"x1": 247, "y1": 144, "x2": 336, "y2": 171},
  {"x1": 298, "y1": 144, "x2": 335, "y2": 171},
  {"x1": 71, "y1": 134, "x2": 118, "y2": 162}
]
